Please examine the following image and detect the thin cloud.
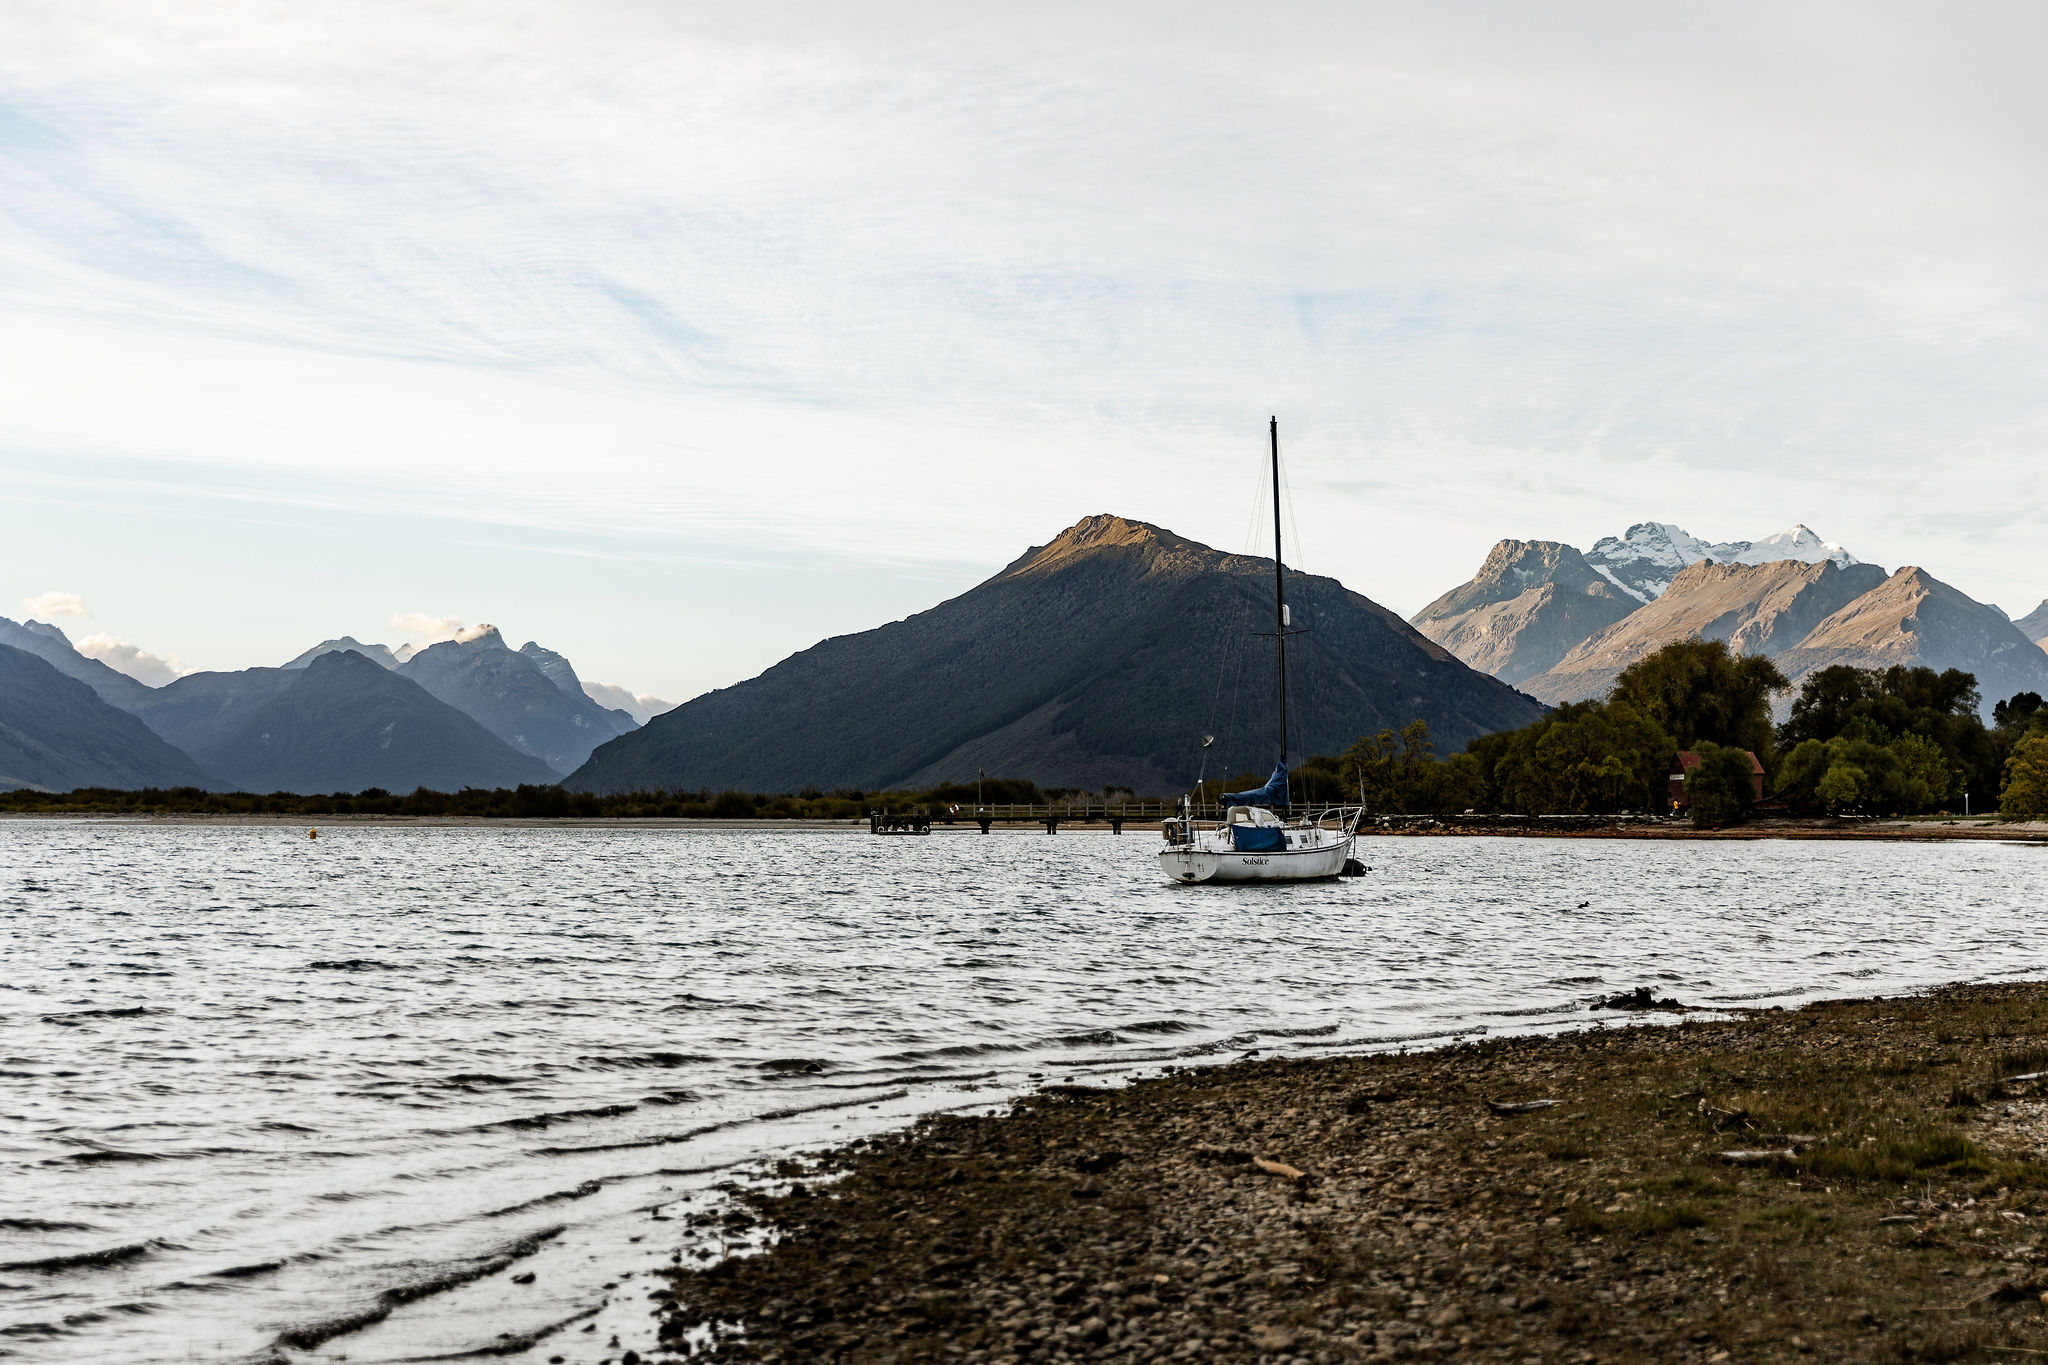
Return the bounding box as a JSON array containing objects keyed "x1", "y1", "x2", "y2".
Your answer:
[
  {"x1": 2, "y1": 2, "x2": 2046, "y2": 677},
  {"x1": 388, "y1": 611, "x2": 464, "y2": 643},
  {"x1": 23, "y1": 591, "x2": 86, "y2": 618},
  {"x1": 582, "y1": 680, "x2": 677, "y2": 726},
  {"x1": 75, "y1": 633, "x2": 183, "y2": 687}
]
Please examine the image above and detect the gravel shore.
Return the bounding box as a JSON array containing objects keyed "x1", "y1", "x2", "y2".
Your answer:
[{"x1": 656, "y1": 983, "x2": 2048, "y2": 1363}]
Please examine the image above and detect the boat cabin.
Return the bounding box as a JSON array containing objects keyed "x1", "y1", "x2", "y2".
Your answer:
[{"x1": 1226, "y1": 805, "x2": 1289, "y2": 852}]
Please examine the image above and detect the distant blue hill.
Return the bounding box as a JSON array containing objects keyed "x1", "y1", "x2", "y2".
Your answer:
[
  {"x1": 0, "y1": 643, "x2": 222, "y2": 791},
  {"x1": 121, "y1": 649, "x2": 559, "y2": 794}
]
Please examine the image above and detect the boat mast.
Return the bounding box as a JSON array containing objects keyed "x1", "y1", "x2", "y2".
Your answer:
[{"x1": 1271, "y1": 416, "x2": 1287, "y2": 773}]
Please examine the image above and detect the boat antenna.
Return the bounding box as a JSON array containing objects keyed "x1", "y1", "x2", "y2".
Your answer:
[{"x1": 1270, "y1": 416, "x2": 1288, "y2": 780}]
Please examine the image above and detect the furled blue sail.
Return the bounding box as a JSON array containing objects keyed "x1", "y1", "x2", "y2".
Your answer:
[{"x1": 1222, "y1": 759, "x2": 1289, "y2": 809}]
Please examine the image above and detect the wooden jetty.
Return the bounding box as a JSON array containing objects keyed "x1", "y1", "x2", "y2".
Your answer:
[{"x1": 866, "y1": 801, "x2": 1177, "y2": 835}]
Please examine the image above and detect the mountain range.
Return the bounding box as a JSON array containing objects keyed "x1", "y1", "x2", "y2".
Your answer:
[
  {"x1": 0, "y1": 617, "x2": 646, "y2": 793},
  {"x1": 1583, "y1": 522, "x2": 1858, "y2": 604},
  {"x1": 7, "y1": 514, "x2": 2038, "y2": 795},
  {"x1": 121, "y1": 649, "x2": 562, "y2": 793},
  {"x1": 1415, "y1": 524, "x2": 2048, "y2": 716},
  {"x1": 567, "y1": 514, "x2": 1544, "y2": 796}
]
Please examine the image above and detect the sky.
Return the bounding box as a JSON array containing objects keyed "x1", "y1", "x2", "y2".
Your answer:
[{"x1": 3, "y1": 1, "x2": 2045, "y2": 702}]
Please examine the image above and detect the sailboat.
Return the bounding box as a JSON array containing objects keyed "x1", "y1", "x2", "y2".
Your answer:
[{"x1": 1159, "y1": 418, "x2": 1364, "y2": 884}]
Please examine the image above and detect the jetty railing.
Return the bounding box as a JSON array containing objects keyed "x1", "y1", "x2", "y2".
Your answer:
[
  {"x1": 867, "y1": 801, "x2": 1180, "y2": 834},
  {"x1": 864, "y1": 800, "x2": 1382, "y2": 834}
]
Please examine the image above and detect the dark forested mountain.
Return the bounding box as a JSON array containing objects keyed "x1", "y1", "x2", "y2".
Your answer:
[
  {"x1": 398, "y1": 629, "x2": 636, "y2": 775},
  {"x1": 1523, "y1": 558, "x2": 1888, "y2": 705},
  {"x1": 0, "y1": 616, "x2": 155, "y2": 709},
  {"x1": 122, "y1": 649, "x2": 558, "y2": 793},
  {"x1": 0, "y1": 644, "x2": 221, "y2": 791},
  {"x1": 1409, "y1": 540, "x2": 1638, "y2": 686},
  {"x1": 566, "y1": 514, "x2": 1545, "y2": 795}
]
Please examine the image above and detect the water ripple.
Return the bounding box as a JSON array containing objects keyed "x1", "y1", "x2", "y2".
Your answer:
[{"x1": 0, "y1": 824, "x2": 2043, "y2": 1361}]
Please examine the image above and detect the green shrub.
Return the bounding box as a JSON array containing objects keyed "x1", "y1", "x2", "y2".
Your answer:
[
  {"x1": 1686, "y1": 742, "x2": 1756, "y2": 827},
  {"x1": 2004, "y1": 734, "x2": 2048, "y2": 819}
]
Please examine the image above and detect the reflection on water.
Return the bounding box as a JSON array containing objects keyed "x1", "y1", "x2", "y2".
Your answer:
[{"x1": 1, "y1": 823, "x2": 2043, "y2": 1361}]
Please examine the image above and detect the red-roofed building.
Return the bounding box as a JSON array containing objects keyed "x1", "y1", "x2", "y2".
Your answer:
[{"x1": 1669, "y1": 749, "x2": 1765, "y2": 813}]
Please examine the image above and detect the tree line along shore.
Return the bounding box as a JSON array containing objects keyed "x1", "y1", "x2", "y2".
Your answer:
[
  {"x1": 654, "y1": 982, "x2": 2048, "y2": 1364},
  {"x1": 1266, "y1": 641, "x2": 2048, "y2": 826},
  {"x1": 5, "y1": 643, "x2": 2045, "y2": 824}
]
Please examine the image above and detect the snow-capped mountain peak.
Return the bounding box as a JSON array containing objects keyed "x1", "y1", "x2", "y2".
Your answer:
[
  {"x1": 1583, "y1": 522, "x2": 1718, "y2": 603},
  {"x1": 1583, "y1": 522, "x2": 1861, "y2": 602},
  {"x1": 1721, "y1": 525, "x2": 1859, "y2": 569}
]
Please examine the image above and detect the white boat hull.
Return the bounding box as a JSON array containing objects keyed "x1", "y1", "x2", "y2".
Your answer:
[{"x1": 1159, "y1": 836, "x2": 1353, "y2": 884}]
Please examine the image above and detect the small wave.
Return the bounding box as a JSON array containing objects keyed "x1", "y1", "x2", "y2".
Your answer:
[
  {"x1": 470, "y1": 1103, "x2": 639, "y2": 1133},
  {"x1": 756, "y1": 1057, "x2": 829, "y2": 1074},
  {"x1": 54, "y1": 1148, "x2": 164, "y2": 1165},
  {"x1": 0, "y1": 1217, "x2": 100, "y2": 1232},
  {"x1": 306, "y1": 959, "x2": 406, "y2": 971},
  {"x1": 481, "y1": 1180, "x2": 604, "y2": 1218},
  {"x1": 38, "y1": 1005, "x2": 168, "y2": 1024},
  {"x1": 1289, "y1": 1034, "x2": 1389, "y2": 1051},
  {"x1": 269, "y1": 1226, "x2": 563, "y2": 1352},
  {"x1": 257, "y1": 1121, "x2": 317, "y2": 1133},
  {"x1": 1483, "y1": 1002, "x2": 1581, "y2": 1018},
  {"x1": 1259, "y1": 1023, "x2": 1340, "y2": 1038},
  {"x1": 659, "y1": 994, "x2": 732, "y2": 1012},
  {"x1": 1053, "y1": 1030, "x2": 1119, "y2": 1048},
  {"x1": 440, "y1": 1073, "x2": 523, "y2": 1087},
  {"x1": 1347, "y1": 1027, "x2": 1478, "y2": 1047},
  {"x1": 534, "y1": 1089, "x2": 910, "y2": 1157},
  {"x1": 208, "y1": 1260, "x2": 284, "y2": 1279},
  {"x1": 576, "y1": 1051, "x2": 716, "y2": 1070},
  {"x1": 0, "y1": 1321, "x2": 67, "y2": 1339},
  {"x1": 877, "y1": 1040, "x2": 1029, "y2": 1062},
  {"x1": 1122, "y1": 1019, "x2": 1195, "y2": 1034},
  {"x1": 533, "y1": 1119, "x2": 729, "y2": 1157},
  {"x1": 0, "y1": 1239, "x2": 171, "y2": 1273},
  {"x1": 1165, "y1": 1030, "x2": 1262, "y2": 1057}
]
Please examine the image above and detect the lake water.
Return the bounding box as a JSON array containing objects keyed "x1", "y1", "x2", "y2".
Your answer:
[{"x1": 3, "y1": 822, "x2": 2045, "y2": 1363}]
